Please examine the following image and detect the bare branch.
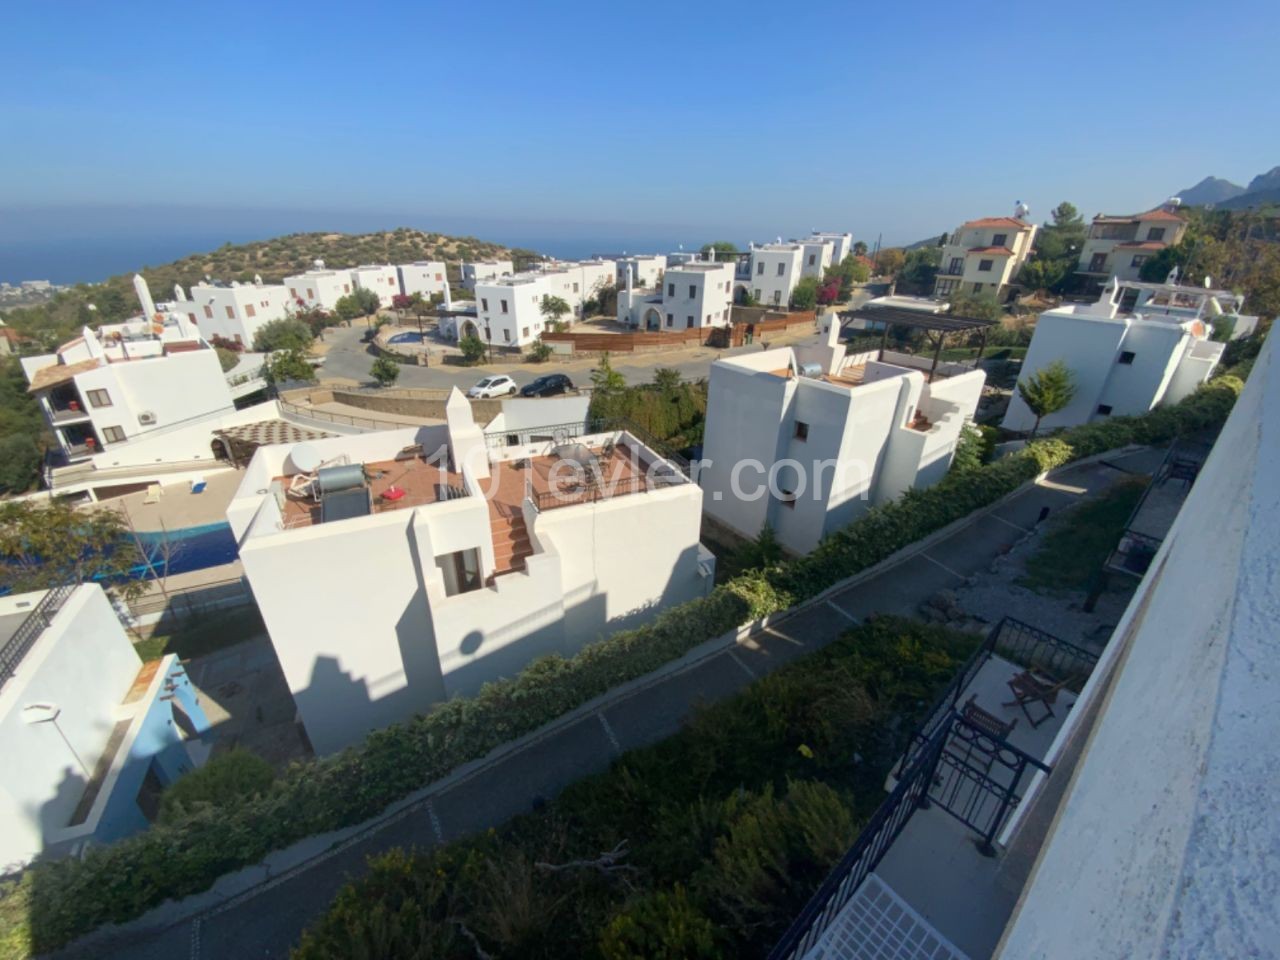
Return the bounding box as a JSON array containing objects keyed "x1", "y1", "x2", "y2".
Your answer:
[
  {"x1": 534, "y1": 840, "x2": 638, "y2": 891},
  {"x1": 451, "y1": 919, "x2": 493, "y2": 960}
]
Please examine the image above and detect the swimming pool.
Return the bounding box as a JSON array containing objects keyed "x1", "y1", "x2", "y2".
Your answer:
[
  {"x1": 387, "y1": 331, "x2": 426, "y2": 344},
  {"x1": 125, "y1": 522, "x2": 239, "y2": 579}
]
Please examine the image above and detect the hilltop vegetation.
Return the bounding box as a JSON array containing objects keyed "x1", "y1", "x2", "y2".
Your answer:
[{"x1": 0, "y1": 228, "x2": 538, "y2": 351}]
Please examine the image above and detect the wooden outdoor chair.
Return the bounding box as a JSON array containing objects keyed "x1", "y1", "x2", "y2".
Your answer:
[
  {"x1": 1003, "y1": 670, "x2": 1071, "y2": 728},
  {"x1": 949, "y1": 695, "x2": 1018, "y2": 776}
]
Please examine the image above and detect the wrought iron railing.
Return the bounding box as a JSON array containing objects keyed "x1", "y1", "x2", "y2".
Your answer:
[
  {"x1": 767, "y1": 719, "x2": 950, "y2": 960},
  {"x1": 0, "y1": 585, "x2": 76, "y2": 690},
  {"x1": 484, "y1": 415, "x2": 691, "y2": 477},
  {"x1": 533, "y1": 474, "x2": 683, "y2": 511}
]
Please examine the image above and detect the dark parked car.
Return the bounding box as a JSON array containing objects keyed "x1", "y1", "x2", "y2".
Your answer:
[{"x1": 520, "y1": 373, "x2": 575, "y2": 397}]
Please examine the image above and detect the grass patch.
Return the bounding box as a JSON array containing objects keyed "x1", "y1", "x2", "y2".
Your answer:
[
  {"x1": 133, "y1": 606, "x2": 266, "y2": 662},
  {"x1": 292, "y1": 618, "x2": 978, "y2": 959},
  {"x1": 1019, "y1": 477, "x2": 1148, "y2": 594}
]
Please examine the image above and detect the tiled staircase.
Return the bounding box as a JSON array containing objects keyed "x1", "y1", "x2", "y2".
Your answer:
[{"x1": 489, "y1": 509, "x2": 534, "y2": 577}]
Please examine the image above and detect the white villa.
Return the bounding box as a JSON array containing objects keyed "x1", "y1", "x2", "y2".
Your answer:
[
  {"x1": 351, "y1": 264, "x2": 400, "y2": 307},
  {"x1": 473, "y1": 259, "x2": 615, "y2": 348},
  {"x1": 1076, "y1": 202, "x2": 1189, "y2": 288},
  {"x1": 809, "y1": 230, "x2": 854, "y2": 266},
  {"x1": 398, "y1": 261, "x2": 449, "y2": 300},
  {"x1": 799, "y1": 237, "x2": 837, "y2": 279},
  {"x1": 1002, "y1": 276, "x2": 1240, "y2": 434},
  {"x1": 0, "y1": 584, "x2": 210, "y2": 868},
  {"x1": 614, "y1": 254, "x2": 667, "y2": 289},
  {"x1": 934, "y1": 209, "x2": 1038, "y2": 301},
  {"x1": 173, "y1": 278, "x2": 294, "y2": 348},
  {"x1": 698, "y1": 316, "x2": 985, "y2": 555},
  {"x1": 461, "y1": 260, "x2": 515, "y2": 291},
  {"x1": 283, "y1": 262, "x2": 356, "y2": 311},
  {"x1": 617, "y1": 254, "x2": 734, "y2": 331},
  {"x1": 226, "y1": 392, "x2": 715, "y2": 754},
  {"x1": 746, "y1": 242, "x2": 805, "y2": 307}
]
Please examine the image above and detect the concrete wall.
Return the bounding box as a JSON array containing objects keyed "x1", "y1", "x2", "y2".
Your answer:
[
  {"x1": 352, "y1": 265, "x2": 400, "y2": 307},
  {"x1": 398, "y1": 262, "x2": 448, "y2": 299}
]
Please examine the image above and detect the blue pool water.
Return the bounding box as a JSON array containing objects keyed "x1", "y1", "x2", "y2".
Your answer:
[
  {"x1": 388, "y1": 331, "x2": 426, "y2": 344},
  {"x1": 124, "y1": 522, "x2": 239, "y2": 580}
]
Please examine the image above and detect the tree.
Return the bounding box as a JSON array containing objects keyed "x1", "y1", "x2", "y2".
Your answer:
[
  {"x1": 652, "y1": 367, "x2": 682, "y2": 392},
  {"x1": 252, "y1": 317, "x2": 313, "y2": 353},
  {"x1": 528, "y1": 337, "x2": 552, "y2": 362},
  {"x1": 264, "y1": 349, "x2": 316, "y2": 385},
  {"x1": 391, "y1": 293, "x2": 415, "y2": 314},
  {"x1": 896, "y1": 247, "x2": 940, "y2": 295},
  {"x1": 370, "y1": 355, "x2": 400, "y2": 386},
  {"x1": 947, "y1": 290, "x2": 1003, "y2": 323},
  {"x1": 334, "y1": 288, "x2": 381, "y2": 323},
  {"x1": 736, "y1": 287, "x2": 758, "y2": 307},
  {"x1": 540, "y1": 294, "x2": 571, "y2": 327},
  {"x1": 291, "y1": 306, "x2": 335, "y2": 339},
  {"x1": 158, "y1": 749, "x2": 275, "y2": 825},
  {"x1": 459, "y1": 334, "x2": 487, "y2": 365},
  {"x1": 877, "y1": 247, "x2": 905, "y2": 276},
  {"x1": 790, "y1": 276, "x2": 820, "y2": 310},
  {"x1": 591, "y1": 352, "x2": 626, "y2": 396},
  {"x1": 0, "y1": 500, "x2": 148, "y2": 600},
  {"x1": 700, "y1": 241, "x2": 739, "y2": 262},
  {"x1": 214, "y1": 346, "x2": 240, "y2": 373},
  {"x1": 817, "y1": 278, "x2": 841, "y2": 305},
  {"x1": 852, "y1": 241, "x2": 869, "y2": 257},
  {"x1": 1017, "y1": 360, "x2": 1077, "y2": 437},
  {"x1": 1020, "y1": 201, "x2": 1087, "y2": 294}
]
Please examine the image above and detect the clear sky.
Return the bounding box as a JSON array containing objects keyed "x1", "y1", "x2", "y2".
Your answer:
[{"x1": 2, "y1": 0, "x2": 1279, "y2": 263}]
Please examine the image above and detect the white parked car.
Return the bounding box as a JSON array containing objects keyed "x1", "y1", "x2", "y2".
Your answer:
[{"x1": 467, "y1": 374, "x2": 518, "y2": 398}]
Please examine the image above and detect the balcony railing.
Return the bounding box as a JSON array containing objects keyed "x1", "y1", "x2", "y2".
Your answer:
[
  {"x1": 0, "y1": 585, "x2": 76, "y2": 691},
  {"x1": 49, "y1": 406, "x2": 90, "y2": 424},
  {"x1": 533, "y1": 473, "x2": 683, "y2": 511},
  {"x1": 483, "y1": 416, "x2": 691, "y2": 477}
]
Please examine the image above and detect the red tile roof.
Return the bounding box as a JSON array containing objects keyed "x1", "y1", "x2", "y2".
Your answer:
[
  {"x1": 1135, "y1": 208, "x2": 1186, "y2": 222},
  {"x1": 961, "y1": 217, "x2": 1032, "y2": 230},
  {"x1": 1093, "y1": 207, "x2": 1186, "y2": 224},
  {"x1": 968, "y1": 246, "x2": 1016, "y2": 256}
]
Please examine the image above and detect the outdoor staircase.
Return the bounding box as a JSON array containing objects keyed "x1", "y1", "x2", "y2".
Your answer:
[{"x1": 489, "y1": 510, "x2": 534, "y2": 577}]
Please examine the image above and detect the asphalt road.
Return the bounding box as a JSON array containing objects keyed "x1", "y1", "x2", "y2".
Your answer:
[
  {"x1": 315, "y1": 295, "x2": 873, "y2": 391},
  {"x1": 56, "y1": 448, "x2": 1152, "y2": 960}
]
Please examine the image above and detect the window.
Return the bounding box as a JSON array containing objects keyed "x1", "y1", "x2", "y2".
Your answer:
[
  {"x1": 1096, "y1": 404, "x2": 1113, "y2": 416},
  {"x1": 794, "y1": 421, "x2": 809, "y2": 441},
  {"x1": 101, "y1": 425, "x2": 126, "y2": 444},
  {"x1": 756, "y1": 262, "x2": 764, "y2": 275},
  {"x1": 1088, "y1": 254, "x2": 1107, "y2": 273},
  {"x1": 1131, "y1": 255, "x2": 1149, "y2": 268},
  {"x1": 1118, "y1": 351, "x2": 1136, "y2": 365},
  {"x1": 436, "y1": 548, "x2": 482, "y2": 596},
  {"x1": 573, "y1": 283, "x2": 579, "y2": 293},
  {"x1": 289, "y1": 287, "x2": 297, "y2": 298},
  {"x1": 343, "y1": 284, "x2": 350, "y2": 293},
  {"x1": 306, "y1": 288, "x2": 314, "y2": 299},
  {"x1": 972, "y1": 283, "x2": 983, "y2": 293},
  {"x1": 686, "y1": 316, "x2": 694, "y2": 328},
  {"x1": 435, "y1": 273, "x2": 442, "y2": 281},
  {"x1": 947, "y1": 257, "x2": 963, "y2": 275},
  {"x1": 936, "y1": 279, "x2": 957, "y2": 296},
  {"x1": 233, "y1": 334, "x2": 243, "y2": 344},
  {"x1": 773, "y1": 290, "x2": 782, "y2": 304},
  {"x1": 668, "y1": 282, "x2": 675, "y2": 297},
  {"x1": 522, "y1": 327, "x2": 529, "y2": 338},
  {"x1": 188, "y1": 313, "x2": 198, "y2": 324},
  {"x1": 203, "y1": 305, "x2": 213, "y2": 319},
  {"x1": 666, "y1": 314, "x2": 673, "y2": 328},
  {"x1": 689, "y1": 284, "x2": 697, "y2": 298},
  {"x1": 1147, "y1": 227, "x2": 1165, "y2": 242},
  {"x1": 502, "y1": 329, "x2": 510, "y2": 342},
  {"x1": 481, "y1": 298, "x2": 489, "y2": 311},
  {"x1": 225, "y1": 305, "x2": 236, "y2": 319},
  {"x1": 86, "y1": 388, "x2": 111, "y2": 408},
  {"x1": 706, "y1": 314, "x2": 712, "y2": 325},
  {"x1": 991, "y1": 233, "x2": 1007, "y2": 247},
  {"x1": 500, "y1": 299, "x2": 508, "y2": 313},
  {"x1": 754, "y1": 289, "x2": 761, "y2": 301},
  {"x1": 776, "y1": 263, "x2": 785, "y2": 276},
  {"x1": 808, "y1": 254, "x2": 816, "y2": 266},
  {"x1": 978, "y1": 259, "x2": 993, "y2": 272}
]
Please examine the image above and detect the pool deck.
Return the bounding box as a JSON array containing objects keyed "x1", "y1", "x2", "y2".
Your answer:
[{"x1": 103, "y1": 468, "x2": 244, "y2": 532}]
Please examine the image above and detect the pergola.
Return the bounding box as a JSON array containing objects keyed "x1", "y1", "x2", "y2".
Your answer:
[{"x1": 845, "y1": 305, "x2": 997, "y2": 383}]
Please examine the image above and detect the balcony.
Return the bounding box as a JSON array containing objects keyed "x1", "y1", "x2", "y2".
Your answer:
[
  {"x1": 770, "y1": 618, "x2": 1101, "y2": 960},
  {"x1": 49, "y1": 404, "x2": 91, "y2": 425}
]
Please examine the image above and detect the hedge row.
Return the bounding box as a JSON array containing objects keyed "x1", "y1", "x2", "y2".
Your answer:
[{"x1": 0, "y1": 375, "x2": 1243, "y2": 959}]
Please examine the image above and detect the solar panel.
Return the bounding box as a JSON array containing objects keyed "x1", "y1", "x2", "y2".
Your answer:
[{"x1": 320, "y1": 487, "x2": 371, "y2": 524}]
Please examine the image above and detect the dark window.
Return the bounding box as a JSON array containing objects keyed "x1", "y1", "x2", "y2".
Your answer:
[
  {"x1": 481, "y1": 298, "x2": 488, "y2": 311},
  {"x1": 1147, "y1": 227, "x2": 1165, "y2": 242},
  {"x1": 972, "y1": 283, "x2": 982, "y2": 293},
  {"x1": 794, "y1": 421, "x2": 809, "y2": 441},
  {"x1": 1089, "y1": 253, "x2": 1108, "y2": 272},
  {"x1": 522, "y1": 327, "x2": 529, "y2": 338},
  {"x1": 756, "y1": 262, "x2": 764, "y2": 275},
  {"x1": 666, "y1": 314, "x2": 673, "y2": 328},
  {"x1": 436, "y1": 548, "x2": 482, "y2": 596},
  {"x1": 86, "y1": 389, "x2": 112, "y2": 408},
  {"x1": 978, "y1": 259, "x2": 993, "y2": 272},
  {"x1": 1096, "y1": 404, "x2": 1113, "y2": 416},
  {"x1": 776, "y1": 262, "x2": 785, "y2": 276},
  {"x1": 101, "y1": 425, "x2": 126, "y2": 443},
  {"x1": 500, "y1": 299, "x2": 508, "y2": 313},
  {"x1": 808, "y1": 254, "x2": 816, "y2": 265},
  {"x1": 991, "y1": 233, "x2": 1007, "y2": 247},
  {"x1": 1131, "y1": 255, "x2": 1148, "y2": 268},
  {"x1": 686, "y1": 316, "x2": 694, "y2": 328},
  {"x1": 689, "y1": 284, "x2": 696, "y2": 298},
  {"x1": 1118, "y1": 351, "x2": 1136, "y2": 365},
  {"x1": 667, "y1": 283, "x2": 675, "y2": 296}
]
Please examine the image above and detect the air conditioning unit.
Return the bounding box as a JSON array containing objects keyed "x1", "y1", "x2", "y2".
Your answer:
[{"x1": 138, "y1": 411, "x2": 157, "y2": 426}]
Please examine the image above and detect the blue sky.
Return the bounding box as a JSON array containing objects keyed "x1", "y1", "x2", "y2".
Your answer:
[{"x1": 2, "y1": 0, "x2": 1279, "y2": 261}]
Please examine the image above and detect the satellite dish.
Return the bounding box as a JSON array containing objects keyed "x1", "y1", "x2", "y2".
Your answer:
[{"x1": 290, "y1": 443, "x2": 322, "y2": 473}]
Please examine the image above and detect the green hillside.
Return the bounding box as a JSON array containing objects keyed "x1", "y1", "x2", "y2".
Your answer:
[{"x1": 1, "y1": 228, "x2": 539, "y2": 350}]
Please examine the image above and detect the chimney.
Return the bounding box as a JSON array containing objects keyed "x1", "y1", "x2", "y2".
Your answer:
[
  {"x1": 443, "y1": 280, "x2": 452, "y2": 310},
  {"x1": 133, "y1": 274, "x2": 157, "y2": 320}
]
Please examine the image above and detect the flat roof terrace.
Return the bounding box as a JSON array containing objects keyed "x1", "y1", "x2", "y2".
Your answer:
[{"x1": 278, "y1": 454, "x2": 464, "y2": 529}]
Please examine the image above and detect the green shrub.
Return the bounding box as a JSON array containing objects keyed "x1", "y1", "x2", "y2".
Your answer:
[
  {"x1": 599, "y1": 885, "x2": 718, "y2": 960},
  {"x1": 459, "y1": 334, "x2": 487, "y2": 364},
  {"x1": 158, "y1": 750, "x2": 275, "y2": 825},
  {"x1": 0, "y1": 376, "x2": 1243, "y2": 959}
]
